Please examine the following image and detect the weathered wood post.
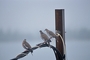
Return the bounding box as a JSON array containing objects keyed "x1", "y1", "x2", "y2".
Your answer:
[{"x1": 55, "y1": 9, "x2": 65, "y2": 60}]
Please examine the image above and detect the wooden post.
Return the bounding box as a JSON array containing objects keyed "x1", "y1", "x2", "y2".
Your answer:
[{"x1": 55, "y1": 9, "x2": 65, "y2": 60}]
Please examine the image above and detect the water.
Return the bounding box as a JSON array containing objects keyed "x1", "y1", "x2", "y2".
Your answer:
[
  {"x1": 0, "y1": 40, "x2": 90, "y2": 60},
  {"x1": 66, "y1": 40, "x2": 90, "y2": 60}
]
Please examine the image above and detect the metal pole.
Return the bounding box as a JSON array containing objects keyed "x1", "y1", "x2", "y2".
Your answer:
[{"x1": 55, "y1": 9, "x2": 65, "y2": 60}]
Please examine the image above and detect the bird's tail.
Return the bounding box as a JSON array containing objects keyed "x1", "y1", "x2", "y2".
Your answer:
[
  {"x1": 46, "y1": 39, "x2": 51, "y2": 42},
  {"x1": 48, "y1": 39, "x2": 51, "y2": 42},
  {"x1": 55, "y1": 36, "x2": 59, "y2": 42}
]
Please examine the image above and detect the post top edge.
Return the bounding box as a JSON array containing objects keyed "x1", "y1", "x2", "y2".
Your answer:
[{"x1": 55, "y1": 9, "x2": 64, "y2": 10}]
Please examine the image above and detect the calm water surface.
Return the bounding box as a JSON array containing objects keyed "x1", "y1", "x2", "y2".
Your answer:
[{"x1": 0, "y1": 40, "x2": 90, "y2": 60}]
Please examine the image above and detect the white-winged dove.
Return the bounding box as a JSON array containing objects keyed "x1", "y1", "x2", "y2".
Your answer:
[
  {"x1": 22, "y1": 39, "x2": 31, "y2": 50},
  {"x1": 46, "y1": 29, "x2": 58, "y2": 37},
  {"x1": 45, "y1": 29, "x2": 59, "y2": 42},
  {"x1": 45, "y1": 29, "x2": 57, "y2": 38},
  {"x1": 22, "y1": 39, "x2": 33, "y2": 54},
  {"x1": 39, "y1": 30, "x2": 51, "y2": 44}
]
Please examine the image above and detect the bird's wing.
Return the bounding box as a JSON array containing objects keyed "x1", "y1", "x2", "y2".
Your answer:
[
  {"x1": 41, "y1": 33, "x2": 49, "y2": 41},
  {"x1": 49, "y1": 31, "x2": 56, "y2": 37},
  {"x1": 22, "y1": 39, "x2": 31, "y2": 50},
  {"x1": 46, "y1": 30, "x2": 56, "y2": 38},
  {"x1": 22, "y1": 40, "x2": 27, "y2": 49}
]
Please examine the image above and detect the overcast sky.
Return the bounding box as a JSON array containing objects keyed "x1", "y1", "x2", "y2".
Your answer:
[
  {"x1": 0, "y1": 1, "x2": 90, "y2": 60},
  {"x1": 0, "y1": 0, "x2": 90, "y2": 41}
]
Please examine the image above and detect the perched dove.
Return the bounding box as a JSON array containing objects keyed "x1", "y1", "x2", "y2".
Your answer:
[
  {"x1": 22, "y1": 39, "x2": 33, "y2": 54},
  {"x1": 45, "y1": 29, "x2": 59, "y2": 42},
  {"x1": 11, "y1": 50, "x2": 30, "y2": 60},
  {"x1": 39, "y1": 30, "x2": 51, "y2": 45},
  {"x1": 45, "y1": 29, "x2": 58, "y2": 38}
]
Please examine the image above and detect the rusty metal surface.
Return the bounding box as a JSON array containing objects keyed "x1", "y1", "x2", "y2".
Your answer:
[{"x1": 55, "y1": 9, "x2": 65, "y2": 60}]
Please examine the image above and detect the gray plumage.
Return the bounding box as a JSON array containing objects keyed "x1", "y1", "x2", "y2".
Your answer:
[
  {"x1": 39, "y1": 30, "x2": 51, "y2": 43},
  {"x1": 45, "y1": 29, "x2": 57, "y2": 38},
  {"x1": 11, "y1": 39, "x2": 33, "y2": 60},
  {"x1": 22, "y1": 39, "x2": 33, "y2": 53},
  {"x1": 22, "y1": 39, "x2": 31, "y2": 50}
]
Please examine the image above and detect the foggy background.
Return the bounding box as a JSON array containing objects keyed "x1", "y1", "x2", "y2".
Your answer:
[{"x1": 0, "y1": 0, "x2": 90, "y2": 60}]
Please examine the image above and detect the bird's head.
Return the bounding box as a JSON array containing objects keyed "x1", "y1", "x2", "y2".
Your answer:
[
  {"x1": 24, "y1": 39, "x2": 26, "y2": 41},
  {"x1": 45, "y1": 29, "x2": 49, "y2": 32},
  {"x1": 39, "y1": 30, "x2": 42, "y2": 32},
  {"x1": 39, "y1": 30, "x2": 43, "y2": 34},
  {"x1": 45, "y1": 29, "x2": 48, "y2": 31}
]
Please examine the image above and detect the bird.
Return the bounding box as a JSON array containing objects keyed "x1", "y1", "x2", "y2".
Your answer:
[
  {"x1": 45, "y1": 29, "x2": 59, "y2": 42},
  {"x1": 39, "y1": 30, "x2": 51, "y2": 45},
  {"x1": 22, "y1": 39, "x2": 33, "y2": 54},
  {"x1": 11, "y1": 50, "x2": 30, "y2": 60},
  {"x1": 45, "y1": 29, "x2": 57, "y2": 38}
]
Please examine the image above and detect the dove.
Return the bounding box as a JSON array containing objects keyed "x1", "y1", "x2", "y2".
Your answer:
[
  {"x1": 45, "y1": 29, "x2": 57, "y2": 39},
  {"x1": 22, "y1": 39, "x2": 33, "y2": 54},
  {"x1": 45, "y1": 29, "x2": 59, "y2": 42},
  {"x1": 39, "y1": 30, "x2": 51, "y2": 45}
]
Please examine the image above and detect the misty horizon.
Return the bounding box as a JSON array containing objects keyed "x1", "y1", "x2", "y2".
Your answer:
[{"x1": 0, "y1": 27, "x2": 90, "y2": 42}]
